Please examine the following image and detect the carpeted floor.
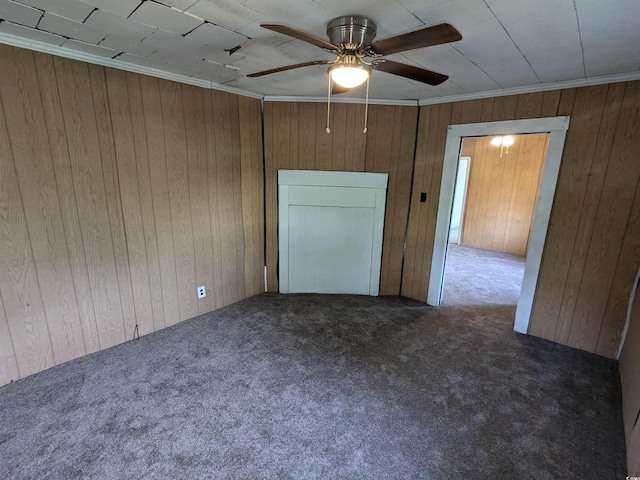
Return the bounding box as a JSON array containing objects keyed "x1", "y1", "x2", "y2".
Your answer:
[
  {"x1": 0, "y1": 253, "x2": 627, "y2": 478},
  {"x1": 443, "y1": 244, "x2": 526, "y2": 306}
]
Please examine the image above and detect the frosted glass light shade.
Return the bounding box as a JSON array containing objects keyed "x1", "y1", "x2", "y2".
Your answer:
[
  {"x1": 330, "y1": 65, "x2": 369, "y2": 88},
  {"x1": 490, "y1": 136, "x2": 502, "y2": 146},
  {"x1": 502, "y1": 135, "x2": 514, "y2": 146}
]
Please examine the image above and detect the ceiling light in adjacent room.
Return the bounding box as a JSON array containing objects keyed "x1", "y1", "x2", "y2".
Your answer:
[
  {"x1": 490, "y1": 135, "x2": 515, "y2": 157},
  {"x1": 491, "y1": 135, "x2": 515, "y2": 147}
]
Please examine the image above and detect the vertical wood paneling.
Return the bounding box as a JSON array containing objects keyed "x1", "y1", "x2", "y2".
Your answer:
[
  {"x1": 0, "y1": 44, "x2": 264, "y2": 386},
  {"x1": 229, "y1": 94, "x2": 247, "y2": 304},
  {"x1": 126, "y1": 73, "x2": 166, "y2": 331},
  {"x1": 406, "y1": 82, "x2": 640, "y2": 357},
  {"x1": 0, "y1": 300, "x2": 18, "y2": 385},
  {"x1": 553, "y1": 84, "x2": 625, "y2": 346},
  {"x1": 105, "y1": 68, "x2": 154, "y2": 337},
  {"x1": 140, "y1": 75, "x2": 180, "y2": 326},
  {"x1": 210, "y1": 90, "x2": 241, "y2": 306},
  {"x1": 263, "y1": 102, "x2": 278, "y2": 292},
  {"x1": 183, "y1": 85, "x2": 216, "y2": 315},
  {"x1": 0, "y1": 82, "x2": 54, "y2": 377},
  {"x1": 55, "y1": 57, "x2": 126, "y2": 349},
  {"x1": 460, "y1": 135, "x2": 548, "y2": 256},
  {"x1": 401, "y1": 104, "x2": 433, "y2": 298},
  {"x1": 264, "y1": 102, "x2": 416, "y2": 296},
  {"x1": 160, "y1": 81, "x2": 197, "y2": 322},
  {"x1": 202, "y1": 90, "x2": 224, "y2": 309},
  {"x1": 34, "y1": 54, "x2": 101, "y2": 355},
  {"x1": 567, "y1": 82, "x2": 640, "y2": 352},
  {"x1": 239, "y1": 96, "x2": 265, "y2": 297},
  {"x1": 89, "y1": 64, "x2": 137, "y2": 342},
  {"x1": 1, "y1": 49, "x2": 85, "y2": 364},
  {"x1": 408, "y1": 104, "x2": 440, "y2": 299}
]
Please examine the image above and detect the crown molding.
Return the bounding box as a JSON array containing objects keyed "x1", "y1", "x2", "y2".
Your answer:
[
  {"x1": 417, "y1": 71, "x2": 640, "y2": 106},
  {"x1": 263, "y1": 95, "x2": 419, "y2": 106},
  {"x1": 0, "y1": 32, "x2": 264, "y2": 100},
  {"x1": 2, "y1": 31, "x2": 639, "y2": 107}
]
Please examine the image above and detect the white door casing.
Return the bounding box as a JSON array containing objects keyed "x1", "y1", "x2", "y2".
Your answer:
[
  {"x1": 449, "y1": 157, "x2": 470, "y2": 244},
  {"x1": 428, "y1": 116, "x2": 570, "y2": 334},
  {"x1": 278, "y1": 170, "x2": 388, "y2": 295}
]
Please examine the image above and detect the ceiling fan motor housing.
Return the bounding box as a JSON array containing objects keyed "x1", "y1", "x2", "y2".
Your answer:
[{"x1": 327, "y1": 16, "x2": 377, "y2": 50}]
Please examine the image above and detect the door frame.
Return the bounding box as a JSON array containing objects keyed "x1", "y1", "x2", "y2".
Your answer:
[
  {"x1": 449, "y1": 156, "x2": 471, "y2": 245},
  {"x1": 427, "y1": 116, "x2": 570, "y2": 334}
]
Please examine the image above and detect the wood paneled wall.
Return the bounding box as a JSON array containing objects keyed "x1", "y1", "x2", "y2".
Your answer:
[
  {"x1": 460, "y1": 134, "x2": 548, "y2": 256},
  {"x1": 402, "y1": 82, "x2": 640, "y2": 358},
  {"x1": 0, "y1": 45, "x2": 264, "y2": 386},
  {"x1": 619, "y1": 277, "x2": 640, "y2": 474},
  {"x1": 263, "y1": 102, "x2": 418, "y2": 296}
]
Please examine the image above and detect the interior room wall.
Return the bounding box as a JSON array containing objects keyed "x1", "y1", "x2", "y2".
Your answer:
[
  {"x1": 402, "y1": 82, "x2": 640, "y2": 358},
  {"x1": 459, "y1": 134, "x2": 548, "y2": 256},
  {"x1": 263, "y1": 102, "x2": 418, "y2": 296},
  {"x1": 1, "y1": 42, "x2": 638, "y2": 389},
  {"x1": 0, "y1": 44, "x2": 264, "y2": 387}
]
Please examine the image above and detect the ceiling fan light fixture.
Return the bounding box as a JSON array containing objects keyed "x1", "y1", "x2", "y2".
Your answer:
[
  {"x1": 330, "y1": 65, "x2": 370, "y2": 88},
  {"x1": 328, "y1": 55, "x2": 371, "y2": 88}
]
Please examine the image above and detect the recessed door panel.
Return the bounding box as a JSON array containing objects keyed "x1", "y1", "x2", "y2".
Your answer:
[{"x1": 288, "y1": 205, "x2": 375, "y2": 294}]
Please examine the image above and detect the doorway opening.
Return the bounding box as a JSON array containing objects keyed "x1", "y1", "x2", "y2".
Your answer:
[
  {"x1": 442, "y1": 134, "x2": 549, "y2": 311},
  {"x1": 427, "y1": 116, "x2": 570, "y2": 334}
]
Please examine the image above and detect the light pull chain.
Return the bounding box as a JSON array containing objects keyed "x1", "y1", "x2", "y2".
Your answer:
[
  {"x1": 363, "y1": 75, "x2": 370, "y2": 134},
  {"x1": 326, "y1": 75, "x2": 331, "y2": 134}
]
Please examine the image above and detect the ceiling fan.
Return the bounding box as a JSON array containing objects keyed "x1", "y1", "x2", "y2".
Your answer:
[{"x1": 247, "y1": 16, "x2": 463, "y2": 94}]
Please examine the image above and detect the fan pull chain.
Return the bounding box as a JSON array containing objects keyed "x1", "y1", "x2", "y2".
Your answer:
[
  {"x1": 363, "y1": 75, "x2": 370, "y2": 134},
  {"x1": 326, "y1": 75, "x2": 331, "y2": 134}
]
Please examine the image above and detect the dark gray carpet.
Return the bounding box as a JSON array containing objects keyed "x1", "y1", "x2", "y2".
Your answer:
[
  {"x1": 0, "y1": 283, "x2": 627, "y2": 477},
  {"x1": 443, "y1": 244, "x2": 526, "y2": 306}
]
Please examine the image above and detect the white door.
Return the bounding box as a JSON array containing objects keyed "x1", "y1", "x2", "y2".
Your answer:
[
  {"x1": 278, "y1": 170, "x2": 388, "y2": 295},
  {"x1": 449, "y1": 157, "x2": 470, "y2": 244}
]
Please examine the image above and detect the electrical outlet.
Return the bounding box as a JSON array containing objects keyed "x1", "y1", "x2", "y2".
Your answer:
[{"x1": 197, "y1": 286, "x2": 206, "y2": 299}]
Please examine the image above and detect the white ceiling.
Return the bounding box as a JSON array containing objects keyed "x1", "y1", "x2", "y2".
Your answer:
[{"x1": 0, "y1": 0, "x2": 639, "y2": 102}]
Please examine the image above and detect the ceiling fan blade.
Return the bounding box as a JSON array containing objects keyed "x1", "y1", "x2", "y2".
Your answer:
[
  {"x1": 370, "y1": 23, "x2": 462, "y2": 56},
  {"x1": 261, "y1": 24, "x2": 338, "y2": 51},
  {"x1": 247, "y1": 60, "x2": 331, "y2": 78},
  {"x1": 331, "y1": 84, "x2": 350, "y2": 95},
  {"x1": 374, "y1": 60, "x2": 448, "y2": 86}
]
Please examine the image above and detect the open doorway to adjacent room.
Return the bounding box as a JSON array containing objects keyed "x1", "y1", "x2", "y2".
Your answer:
[{"x1": 441, "y1": 133, "x2": 549, "y2": 312}]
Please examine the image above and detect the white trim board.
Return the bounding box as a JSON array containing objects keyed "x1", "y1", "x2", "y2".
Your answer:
[
  {"x1": 417, "y1": 71, "x2": 640, "y2": 106},
  {"x1": 616, "y1": 267, "x2": 640, "y2": 359},
  {"x1": 3, "y1": 31, "x2": 637, "y2": 107},
  {"x1": 264, "y1": 95, "x2": 419, "y2": 106},
  {"x1": 427, "y1": 116, "x2": 570, "y2": 336},
  {"x1": 278, "y1": 169, "x2": 388, "y2": 188}
]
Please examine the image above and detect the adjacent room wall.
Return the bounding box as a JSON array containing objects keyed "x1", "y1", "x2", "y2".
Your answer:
[
  {"x1": 460, "y1": 134, "x2": 548, "y2": 256},
  {"x1": 263, "y1": 102, "x2": 418, "y2": 296},
  {"x1": 0, "y1": 45, "x2": 264, "y2": 386},
  {"x1": 402, "y1": 82, "x2": 640, "y2": 358}
]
